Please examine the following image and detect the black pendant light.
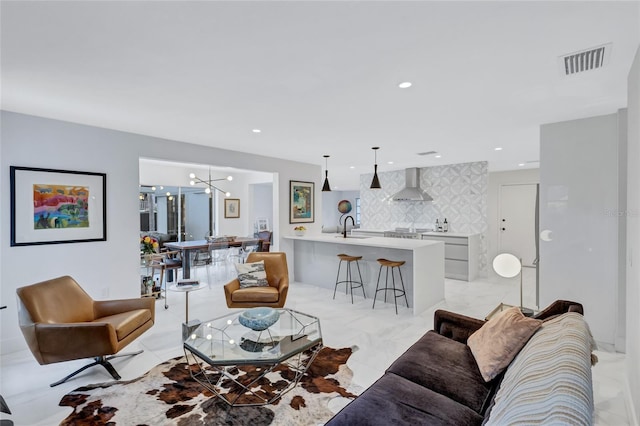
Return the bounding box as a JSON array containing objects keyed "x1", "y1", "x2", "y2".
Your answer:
[
  {"x1": 322, "y1": 155, "x2": 332, "y2": 192},
  {"x1": 370, "y1": 147, "x2": 381, "y2": 189}
]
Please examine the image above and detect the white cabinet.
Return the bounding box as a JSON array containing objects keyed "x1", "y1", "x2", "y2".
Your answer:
[{"x1": 421, "y1": 233, "x2": 479, "y2": 281}]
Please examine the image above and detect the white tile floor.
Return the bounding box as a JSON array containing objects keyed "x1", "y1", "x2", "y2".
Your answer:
[{"x1": 0, "y1": 264, "x2": 631, "y2": 425}]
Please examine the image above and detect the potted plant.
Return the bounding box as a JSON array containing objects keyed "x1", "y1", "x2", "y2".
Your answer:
[{"x1": 294, "y1": 226, "x2": 307, "y2": 236}]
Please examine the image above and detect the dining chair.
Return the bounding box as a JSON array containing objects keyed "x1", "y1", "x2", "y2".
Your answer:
[
  {"x1": 240, "y1": 240, "x2": 260, "y2": 262},
  {"x1": 150, "y1": 250, "x2": 182, "y2": 309},
  {"x1": 207, "y1": 242, "x2": 231, "y2": 283},
  {"x1": 257, "y1": 231, "x2": 272, "y2": 252}
]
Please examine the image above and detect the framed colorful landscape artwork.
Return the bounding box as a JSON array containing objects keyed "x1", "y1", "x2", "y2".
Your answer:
[
  {"x1": 289, "y1": 180, "x2": 314, "y2": 224},
  {"x1": 10, "y1": 166, "x2": 107, "y2": 246}
]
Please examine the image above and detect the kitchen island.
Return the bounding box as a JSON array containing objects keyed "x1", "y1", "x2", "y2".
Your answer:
[
  {"x1": 351, "y1": 229, "x2": 481, "y2": 281},
  {"x1": 284, "y1": 234, "x2": 444, "y2": 314}
]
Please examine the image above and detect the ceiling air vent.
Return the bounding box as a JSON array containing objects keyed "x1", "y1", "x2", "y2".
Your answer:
[
  {"x1": 559, "y1": 43, "x2": 611, "y2": 76},
  {"x1": 417, "y1": 151, "x2": 438, "y2": 156}
]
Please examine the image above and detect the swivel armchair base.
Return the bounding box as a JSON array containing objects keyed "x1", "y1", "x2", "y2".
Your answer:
[{"x1": 49, "y1": 349, "x2": 143, "y2": 387}]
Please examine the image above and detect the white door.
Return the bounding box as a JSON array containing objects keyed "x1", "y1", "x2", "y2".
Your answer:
[{"x1": 499, "y1": 184, "x2": 537, "y2": 267}]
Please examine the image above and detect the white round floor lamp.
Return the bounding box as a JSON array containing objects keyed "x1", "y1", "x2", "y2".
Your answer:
[{"x1": 493, "y1": 253, "x2": 534, "y2": 316}]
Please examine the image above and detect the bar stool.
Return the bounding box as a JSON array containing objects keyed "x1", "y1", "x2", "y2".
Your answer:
[
  {"x1": 372, "y1": 258, "x2": 409, "y2": 314},
  {"x1": 334, "y1": 253, "x2": 366, "y2": 303}
]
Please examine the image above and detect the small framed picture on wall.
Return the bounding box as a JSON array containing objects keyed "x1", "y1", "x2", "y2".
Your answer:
[
  {"x1": 224, "y1": 198, "x2": 240, "y2": 218},
  {"x1": 256, "y1": 217, "x2": 269, "y2": 231}
]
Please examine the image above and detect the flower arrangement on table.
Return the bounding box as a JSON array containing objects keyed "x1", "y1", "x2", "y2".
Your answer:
[
  {"x1": 140, "y1": 236, "x2": 159, "y2": 254},
  {"x1": 294, "y1": 226, "x2": 307, "y2": 236}
]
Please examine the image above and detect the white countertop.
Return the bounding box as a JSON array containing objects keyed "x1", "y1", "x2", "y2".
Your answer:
[
  {"x1": 351, "y1": 228, "x2": 385, "y2": 233},
  {"x1": 284, "y1": 234, "x2": 442, "y2": 250},
  {"x1": 351, "y1": 228, "x2": 478, "y2": 238},
  {"x1": 421, "y1": 231, "x2": 479, "y2": 238}
]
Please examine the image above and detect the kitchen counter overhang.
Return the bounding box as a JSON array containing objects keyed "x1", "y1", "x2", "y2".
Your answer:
[{"x1": 284, "y1": 235, "x2": 445, "y2": 314}]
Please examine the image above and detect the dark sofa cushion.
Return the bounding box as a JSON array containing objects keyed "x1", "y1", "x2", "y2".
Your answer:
[
  {"x1": 327, "y1": 373, "x2": 483, "y2": 426},
  {"x1": 386, "y1": 330, "x2": 497, "y2": 414}
]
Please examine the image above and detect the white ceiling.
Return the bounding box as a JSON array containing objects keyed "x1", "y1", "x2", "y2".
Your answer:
[{"x1": 2, "y1": 1, "x2": 639, "y2": 190}]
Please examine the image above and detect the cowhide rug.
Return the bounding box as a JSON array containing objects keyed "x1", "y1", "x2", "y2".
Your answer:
[{"x1": 59, "y1": 346, "x2": 358, "y2": 425}]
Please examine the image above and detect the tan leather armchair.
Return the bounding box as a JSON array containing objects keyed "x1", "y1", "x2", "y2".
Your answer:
[
  {"x1": 224, "y1": 252, "x2": 289, "y2": 308},
  {"x1": 16, "y1": 275, "x2": 155, "y2": 387}
]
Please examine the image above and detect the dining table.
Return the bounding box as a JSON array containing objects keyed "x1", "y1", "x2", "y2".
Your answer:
[{"x1": 164, "y1": 238, "x2": 259, "y2": 279}]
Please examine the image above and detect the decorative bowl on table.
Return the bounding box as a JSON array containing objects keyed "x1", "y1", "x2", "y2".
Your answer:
[{"x1": 239, "y1": 307, "x2": 279, "y2": 331}]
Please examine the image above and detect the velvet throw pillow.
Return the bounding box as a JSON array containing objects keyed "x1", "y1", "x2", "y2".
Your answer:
[
  {"x1": 468, "y1": 306, "x2": 542, "y2": 382},
  {"x1": 236, "y1": 260, "x2": 269, "y2": 288}
]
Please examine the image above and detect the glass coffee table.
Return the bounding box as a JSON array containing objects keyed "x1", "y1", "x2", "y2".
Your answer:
[{"x1": 183, "y1": 308, "x2": 322, "y2": 406}]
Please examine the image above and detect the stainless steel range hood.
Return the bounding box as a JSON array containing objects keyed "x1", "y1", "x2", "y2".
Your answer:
[{"x1": 392, "y1": 168, "x2": 433, "y2": 201}]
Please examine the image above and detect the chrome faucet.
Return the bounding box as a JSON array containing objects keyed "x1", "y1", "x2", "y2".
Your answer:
[{"x1": 343, "y1": 215, "x2": 355, "y2": 238}]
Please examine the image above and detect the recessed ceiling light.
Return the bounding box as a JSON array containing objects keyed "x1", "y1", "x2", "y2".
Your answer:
[
  {"x1": 349, "y1": 166, "x2": 355, "y2": 169},
  {"x1": 398, "y1": 82, "x2": 412, "y2": 89},
  {"x1": 495, "y1": 147, "x2": 503, "y2": 151},
  {"x1": 434, "y1": 155, "x2": 442, "y2": 158},
  {"x1": 252, "y1": 129, "x2": 261, "y2": 133},
  {"x1": 387, "y1": 161, "x2": 394, "y2": 165},
  {"x1": 518, "y1": 163, "x2": 525, "y2": 167}
]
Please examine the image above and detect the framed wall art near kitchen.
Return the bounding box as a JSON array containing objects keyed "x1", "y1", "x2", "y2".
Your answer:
[
  {"x1": 10, "y1": 166, "x2": 107, "y2": 246},
  {"x1": 224, "y1": 198, "x2": 240, "y2": 218},
  {"x1": 289, "y1": 180, "x2": 314, "y2": 223}
]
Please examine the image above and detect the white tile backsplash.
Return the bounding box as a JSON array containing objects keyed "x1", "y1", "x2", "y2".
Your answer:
[{"x1": 361, "y1": 161, "x2": 488, "y2": 274}]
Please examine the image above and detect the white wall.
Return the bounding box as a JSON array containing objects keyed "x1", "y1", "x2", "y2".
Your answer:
[
  {"x1": 139, "y1": 160, "x2": 273, "y2": 239},
  {"x1": 321, "y1": 190, "x2": 359, "y2": 229},
  {"x1": 217, "y1": 174, "x2": 251, "y2": 238},
  {"x1": 487, "y1": 169, "x2": 540, "y2": 276},
  {"x1": 625, "y1": 45, "x2": 640, "y2": 425},
  {"x1": 617, "y1": 109, "x2": 628, "y2": 354},
  {"x1": 249, "y1": 183, "x2": 273, "y2": 234},
  {"x1": 361, "y1": 162, "x2": 489, "y2": 274},
  {"x1": 539, "y1": 113, "x2": 620, "y2": 346},
  {"x1": 0, "y1": 111, "x2": 320, "y2": 354}
]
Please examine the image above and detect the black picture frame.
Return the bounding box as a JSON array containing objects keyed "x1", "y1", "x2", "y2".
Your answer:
[{"x1": 10, "y1": 166, "x2": 107, "y2": 246}]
